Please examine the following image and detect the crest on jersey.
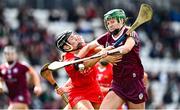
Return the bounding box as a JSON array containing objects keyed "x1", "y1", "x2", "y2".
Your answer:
[
  {"x1": 18, "y1": 95, "x2": 24, "y2": 101},
  {"x1": 13, "y1": 68, "x2": 18, "y2": 74},
  {"x1": 132, "y1": 73, "x2": 136, "y2": 78},
  {"x1": 139, "y1": 93, "x2": 143, "y2": 100}
]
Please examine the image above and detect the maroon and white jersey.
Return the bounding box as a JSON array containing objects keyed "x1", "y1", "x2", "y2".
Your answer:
[
  {"x1": 97, "y1": 27, "x2": 143, "y2": 79},
  {"x1": 96, "y1": 27, "x2": 148, "y2": 103},
  {"x1": 0, "y1": 61, "x2": 31, "y2": 104}
]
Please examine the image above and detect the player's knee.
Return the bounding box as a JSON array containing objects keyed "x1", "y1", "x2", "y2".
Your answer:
[
  {"x1": 143, "y1": 72, "x2": 149, "y2": 88},
  {"x1": 127, "y1": 101, "x2": 145, "y2": 109}
]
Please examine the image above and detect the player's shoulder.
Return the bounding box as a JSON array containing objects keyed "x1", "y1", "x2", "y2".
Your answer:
[
  {"x1": 64, "y1": 52, "x2": 75, "y2": 61},
  {"x1": 16, "y1": 61, "x2": 30, "y2": 68},
  {"x1": 124, "y1": 25, "x2": 137, "y2": 33},
  {"x1": 103, "y1": 32, "x2": 111, "y2": 36},
  {"x1": 0, "y1": 63, "x2": 6, "y2": 69},
  {"x1": 98, "y1": 32, "x2": 111, "y2": 38},
  {"x1": 124, "y1": 26, "x2": 138, "y2": 38}
]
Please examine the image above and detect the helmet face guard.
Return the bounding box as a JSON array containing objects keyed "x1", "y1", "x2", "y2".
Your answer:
[
  {"x1": 104, "y1": 9, "x2": 126, "y2": 31},
  {"x1": 56, "y1": 31, "x2": 72, "y2": 52}
]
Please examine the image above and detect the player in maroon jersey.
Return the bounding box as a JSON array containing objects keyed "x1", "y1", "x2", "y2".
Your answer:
[
  {"x1": 0, "y1": 46, "x2": 42, "y2": 110},
  {"x1": 95, "y1": 61, "x2": 149, "y2": 109},
  {"x1": 78, "y1": 9, "x2": 148, "y2": 109}
]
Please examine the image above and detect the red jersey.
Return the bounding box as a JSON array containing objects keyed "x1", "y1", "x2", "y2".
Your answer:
[
  {"x1": 0, "y1": 61, "x2": 31, "y2": 104},
  {"x1": 64, "y1": 52, "x2": 103, "y2": 107},
  {"x1": 95, "y1": 63, "x2": 113, "y2": 96}
]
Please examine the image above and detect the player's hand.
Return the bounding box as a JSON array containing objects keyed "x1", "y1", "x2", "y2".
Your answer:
[
  {"x1": 102, "y1": 54, "x2": 122, "y2": 65},
  {"x1": 55, "y1": 87, "x2": 64, "y2": 95},
  {"x1": 62, "y1": 85, "x2": 72, "y2": 93},
  {"x1": 0, "y1": 88, "x2": 3, "y2": 94},
  {"x1": 40, "y1": 63, "x2": 50, "y2": 73},
  {"x1": 98, "y1": 48, "x2": 108, "y2": 58},
  {"x1": 34, "y1": 85, "x2": 42, "y2": 96},
  {"x1": 40, "y1": 63, "x2": 53, "y2": 79},
  {"x1": 105, "y1": 46, "x2": 114, "y2": 50},
  {"x1": 0, "y1": 81, "x2": 3, "y2": 94},
  {"x1": 98, "y1": 46, "x2": 114, "y2": 58}
]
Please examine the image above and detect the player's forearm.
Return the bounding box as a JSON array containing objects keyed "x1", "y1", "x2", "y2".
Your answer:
[
  {"x1": 63, "y1": 78, "x2": 72, "y2": 87},
  {"x1": 84, "y1": 57, "x2": 101, "y2": 68},
  {"x1": 109, "y1": 46, "x2": 128, "y2": 55},
  {"x1": 77, "y1": 45, "x2": 91, "y2": 58},
  {"x1": 109, "y1": 37, "x2": 135, "y2": 55},
  {"x1": 92, "y1": 45, "x2": 104, "y2": 54},
  {"x1": 33, "y1": 74, "x2": 41, "y2": 87},
  {"x1": 78, "y1": 41, "x2": 99, "y2": 58},
  {"x1": 29, "y1": 67, "x2": 41, "y2": 87},
  {"x1": 0, "y1": 81, "x2": 3, "y2": 89}
]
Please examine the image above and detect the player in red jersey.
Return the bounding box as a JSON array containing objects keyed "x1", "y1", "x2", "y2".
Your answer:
[
  {"x1": 78, "y1": 9, "x2": 148, "y2": 109},
  {"x1": 95, "y1": 61, "x2": 124, "y2": 110},
  {"x1": 0, "y1": 46, "x2": 42, "y2": 110},
  {"x1": 45, "y1": 31, "x2": 105, "y2": 110},
  {"x1": 95, "y1": 61, "x2": 113, "y2": 96}
]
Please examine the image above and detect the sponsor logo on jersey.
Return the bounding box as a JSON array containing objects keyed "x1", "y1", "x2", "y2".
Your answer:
[{"x1": 133, "y1": 73, "x2": 136, "y2": 78}]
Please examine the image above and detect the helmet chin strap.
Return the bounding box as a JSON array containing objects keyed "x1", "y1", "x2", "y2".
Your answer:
[
  {"x1": 64, "y1": 42, "x2": 74, "y2": 52},
  {"x1": 64, "y1": 42, "x2": 83, "y2": 52}
]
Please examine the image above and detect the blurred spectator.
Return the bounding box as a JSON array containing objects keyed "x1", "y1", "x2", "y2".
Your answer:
[{"x1": 48, "y1": 9, "x2": 61, "y2": 22}]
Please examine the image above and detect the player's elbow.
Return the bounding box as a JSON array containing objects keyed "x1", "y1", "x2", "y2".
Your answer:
[
  {"x1": 87, "y1": 41, "x2": 99, "y2": 50},
  {"x1": 125, "y1": 47, "x2": 132, "y2": 53},
  {"x1": 84, "y1": 60, "x2": 97, "y2": 68},
  {"x1": 120, "y1": 47, "x2": 131, "y2": 54},
  {"x1": 86, "y1": 43, "x2": 94, "y2": 50}
]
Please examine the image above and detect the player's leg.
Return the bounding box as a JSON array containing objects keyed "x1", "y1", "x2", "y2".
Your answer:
[
  {"x1": 8, "y1": 102, "x2": 28, "y2": 110},
  {"x1": 100, "y1": 91, "x2": 124, "y2": 109},
  {"x1": 73, "y1": 100, "x2": 94, "y2": 110},
  {"x1": 143, "y1": 72, "x2": 149, "y2": 90},
  {"x1": 127, "y1": 101, "x2": 145, "y2": 109}
]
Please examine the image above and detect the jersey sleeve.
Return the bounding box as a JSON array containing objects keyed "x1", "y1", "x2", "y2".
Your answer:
[
  {"x1": 0, "y1": 67, "x2": 2, "y2": 77},
  {"x1": 0, "y1": 65, "x2": 5, "y2": 77},
  {"x1": 65, "y1": 64, "x2": 76, "y2": 72},
  {"x1": 130, "y1": 31, "x2": 139, "y2": 46},
  {"x1": 20, "y1": 63, "x2": 29, "y2": 74},
  {"x1": 20, "y1": 61, "x2": 31, "y2": 73},
  {"x1": 96, "y1": 32, "x2": 110, "y2": 47},
  {"x1": 64, "y1": 54, "x2": 77, "y2": 74}
]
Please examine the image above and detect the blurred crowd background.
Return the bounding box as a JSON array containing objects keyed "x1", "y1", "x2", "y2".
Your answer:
[{"x1": 0, "y1": 0, "x2": 180, "y2": 109}]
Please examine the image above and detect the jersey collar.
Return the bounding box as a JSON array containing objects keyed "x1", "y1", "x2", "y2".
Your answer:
[{"x1": 112, "y1": 26, "x2": 126, "y2": 41}]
